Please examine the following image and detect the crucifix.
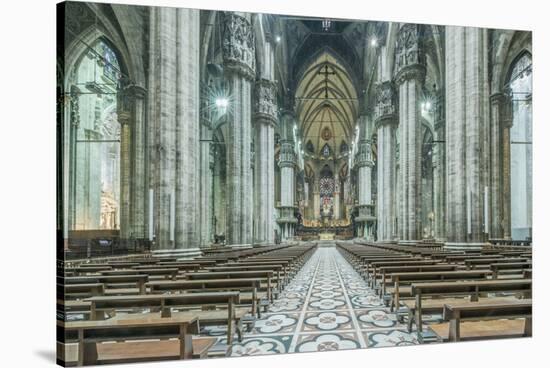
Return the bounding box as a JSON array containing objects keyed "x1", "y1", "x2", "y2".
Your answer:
[{"x1": 318, "y1": 64, "x2": 336, "y2": 99}]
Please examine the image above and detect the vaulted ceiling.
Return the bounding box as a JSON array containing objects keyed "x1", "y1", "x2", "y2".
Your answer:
[{"x1": 295, "y1": 52, "x2": 358, "y2": 156}]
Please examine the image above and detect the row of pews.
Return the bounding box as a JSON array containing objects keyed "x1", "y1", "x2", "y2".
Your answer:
[
  {"x1": 58, "y1": 242, "x2": 317, "y2": 366},
  {"x1": 336, "y1": 240, "x2": 532, "y2": 343}
]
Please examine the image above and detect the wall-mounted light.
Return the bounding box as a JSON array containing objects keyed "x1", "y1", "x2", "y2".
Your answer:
[
  {"x1": 275, "y1": 35, "x2": 281, "y2": 43},
  {"x1": 215, "y1": 97, "x2": 229, "y2": 109},
  {"x1": 370, "y1": 37, "x2": 378, "y2": 47}
]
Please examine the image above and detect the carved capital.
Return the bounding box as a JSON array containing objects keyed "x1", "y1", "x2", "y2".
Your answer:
[
  {"x1": 127, "y1": 84, "x2": 147, "y2": 100},
  {"x1": 355, "y1": 140, "x2": 374, "y2": 168},
  {"x1": 254, "y1": 79, "x2": 277, "y2": 126},
  {"x1": 118, "y1": 111, "x2": 132, "y2": 126},
  {"x1": 394, "y1": 63, "x2": 426, "y2": 85},
  {"x1": 278, "y1": 141, "x2": 296, "y2": 168},
  {"x1": 394, "y1": 24, "x2": 426, "y2": 84},
  {"x1": 222, "y1": 13, "x2": 255, "y2": 80},
  {"x1": 491, "y1": 92, "x2": 513, "y2": 128},
  {"x1": 374, "y1": 81, "x2": 397, "y2": 127}
]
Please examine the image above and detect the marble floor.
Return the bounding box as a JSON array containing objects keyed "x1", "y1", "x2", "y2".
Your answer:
[{"x1": 205, "y1": 245, "x2": 440, "y2": 357}]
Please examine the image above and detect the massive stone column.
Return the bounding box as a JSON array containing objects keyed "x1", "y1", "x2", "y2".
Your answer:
[
  {"x1": 117, "y1": 86, "x2": 132, "y2": 242},
  {"x1": 433, "y1": 91, "x2": 446, "y2": 241},
  {"x1": 117, "y1": 83, "x2": 147, "y2": 242},
  {"x1": 199, "y1": 118, "x2": 214, "y2": 247},
  {"x1": 174, "y1": 9, "x2": 201, "y2": 249},
  {"x1": 333, "y1": 176, "x2": 341, "y2": 220},
  {"x1": 254, "y1": 79, "x2": 277, "y2": 244},
  {"x1": 394, "y1": 24, "x2": 426, "y2": 243},
  {"x1": 278, "y1": 130, "x2": 297, "y2": 240},
  {"x1": 489, "y1": 92, "x2": 512, "y2": 239},
  {"x1": 375, "y1": 81, "x2": 398, "y2": 242},
  {"x1": 147, "y1": 7, "x2": 200, "y2": 250},
  {"x1": 354, "y1": 111, "x2": 375, "y2": 239},
  {"x1": 445, "y1": 26, "x2": 490, "y2": 248},
  {"x1": 356, "y1": 138, "x2": 376, "y2": 240},
  {"x1": 223, "y1": 12, "x2": 255, "y2": 246},
  {"x1": 131, "y1": 86, "x2": 147, "y2": 239}
]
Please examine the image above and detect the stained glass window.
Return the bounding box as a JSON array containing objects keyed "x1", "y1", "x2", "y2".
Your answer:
[
  {"x1": 322, "y1": 143, "x2": 331, "y2": 157},
  {"x1": 306, "y1": 140, "x2": 314, "y2": 153},
  {"x1": 99, "y1": 40, "x2": 120, "y2": 82},
  {"x1": 319, "y1": 177, "x2": 335, "y2": 197},
  {"x1": 340, "y1": 141, "x2": 349, "y2": 154}
]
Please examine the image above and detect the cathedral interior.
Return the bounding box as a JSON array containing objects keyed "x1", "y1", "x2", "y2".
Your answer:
[
  {"x1": 57, "y1": 1, "x2": 533, "y2": 363},
  {"x1": 58, "y1": 2, "x2": 532, "y2": 253}
]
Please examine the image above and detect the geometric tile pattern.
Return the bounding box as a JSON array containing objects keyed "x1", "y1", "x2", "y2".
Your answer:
[{"x1": 210, "y1": 245, "x2": 426, "y2": 356}]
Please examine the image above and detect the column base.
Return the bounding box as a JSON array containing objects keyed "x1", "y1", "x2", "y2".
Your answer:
[{"x1": 444, "y1": 242, "x2": 485, "y2": 250}]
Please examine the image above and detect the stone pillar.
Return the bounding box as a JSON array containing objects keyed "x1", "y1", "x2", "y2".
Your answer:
[
  {"x1": 394, "y1": 24, "x2": 426, "y2": 244},
  {"x1": 126, "y1": 85, "x2": 147, "y2": 240},
  {"x1": 117, "y1": 85, "x2": 132, "y2": 242},
  {"x1": 313, "y1": 188, "x2": 320, "y2": 219},
  {"x1": 148, "y1": 7, "x2": 200, "y2": 250},
  {"x1": 278, "y1": 138, "x2": 297, "y2": 240},
  {"x1": 254, "y1": 79, "x2": 277, "y2": 244},
  {"x1": 223, "y1": 12, "x2": 255, "y2": 246},
  {"x1": 433, "y1": 91, "x2": 446, "y2": 241},
  {"x1": 199, "y1": 119, "x2": 214, "y2": 247},
  {"x1": 174, "y1": 9, "x2": 200, "y2": 250},
  {"x1": 489, "y1": 92, "x2": 512, "y2": 239},
  {"x1": 374, "y1": 81, "x2": 398, "y2": 242},
  {"x1": 333, "y1": 176, "x2": 341, "y2": 220},
  {"x1": 356, "y1": 138, "x2": 376, "y2": 240},
  {"x1": 445, "y1": 26, "x2": 490, "y2": 248}
]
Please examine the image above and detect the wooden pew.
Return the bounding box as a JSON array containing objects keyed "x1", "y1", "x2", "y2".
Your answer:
[
  {"x1": 141, "y1": 263, "x2": 202, "y2": 273},
  {"x1": 147, "y1": 278, "x2": 264, "y2": 317},
  {"x1": 184, "y1": 271, "x2": 277, "y2": 302},
  {"x1": 388, "y1": 270, "x2": 492, "y2": 312},
  {"x1": 99, "y1": 268, "x2": 179, "y2": 280},
  {"x1": 204, "y1": 264, "x2": 287, "y2": 287},
  {"x1": 464, "y1": 257, "x2": 529, "y2": 270},
  {"x1": 65, "y1": 275, "x2": 149, "y2": 295},
  {"x1": 64, "y1": 283, "x2": 105, "y2": 300},
  {"x1": 377, "y1": 264, "x2": 459, "y2": 297},
  {"x1": 71, "y1": 266, "x2": 113, "y2": 275},
  {"x1": 409, "y1": 279, "x2": 532, "y2": 341},
  {"x1": 158, "y1": 260, "x2": 218, "y2": 268},
  {"x1": 104, "y1": 262, "x2": 141, "y2": 269},
  {"x1": 60, "y1": 312, "x2": 199, "y2": 366},
  {"x1": 84, "y1": 292, "x2": 244, "y2": 344},
  {"x1": 365, "y1": 260, "x2": 439, "y2": 286},
  {"x1": 490, "y1": 262, "x2": 533, "y2": 279},
  {"x1": 430, "y1": 299, "x2": 532, "y2": 342}
]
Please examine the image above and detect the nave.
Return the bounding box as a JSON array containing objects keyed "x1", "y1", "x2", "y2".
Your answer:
[{"x1": 220, "y1": 246, "x2": 420, "y2": 356}]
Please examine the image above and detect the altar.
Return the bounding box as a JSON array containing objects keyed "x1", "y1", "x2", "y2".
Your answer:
[{"x1": 319, "y1": 232, "x2": 335, "y2": 240}]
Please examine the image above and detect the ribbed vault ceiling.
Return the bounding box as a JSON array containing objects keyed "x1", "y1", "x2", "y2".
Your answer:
[{"x1": 295, "y1": 52, "x2": 358, "y2": 155}]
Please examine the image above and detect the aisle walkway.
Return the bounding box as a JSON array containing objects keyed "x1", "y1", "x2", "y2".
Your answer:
[{"x1": 219, "y1": 246, "x2": 423, "y2": 356}]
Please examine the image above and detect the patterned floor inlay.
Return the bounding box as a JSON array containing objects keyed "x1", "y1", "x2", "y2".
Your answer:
[{"x1": 211, "y1": 246, "x2": 432, "y2": 357}]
